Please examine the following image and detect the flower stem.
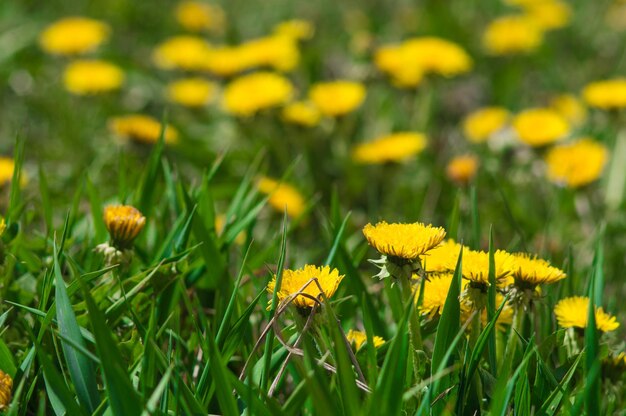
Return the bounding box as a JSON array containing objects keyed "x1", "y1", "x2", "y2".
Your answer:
[
  {"x1": 398, "y1": 271, "x2": 424, "y2": 379},
  {"x1": 502, "y1": 304, "x2": 524, "y2": 374}
]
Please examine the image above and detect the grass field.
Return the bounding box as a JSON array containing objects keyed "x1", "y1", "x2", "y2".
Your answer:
[{"x1": 1, "y1": 0, "x2": 626, "y2": 414}]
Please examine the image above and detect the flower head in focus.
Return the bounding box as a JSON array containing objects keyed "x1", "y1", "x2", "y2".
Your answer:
[
  {"x1": 510, "y1": 253, "x2": 566, "y2": 289},
  {"x1": 103, "y1": 205, "x2": 146, "y2": 249},
  {"x1": 266, "y1": 265, "x2": 344, "y2": 309},
  {"x1": 422, "y1": 239, "x2": 462, "y2": 274},
  {"x1": 460, "y1": 249, "x2": 515, "y2": 285},
  {"x1": 555, "y1": 296, "x2": 620, "y2": 332},
  {"x1": 363, "y1": 221, "x2": 446, "y2": 261},
  {"x1": 0, "y1": 370, "x2": 12, "y2": 411}
]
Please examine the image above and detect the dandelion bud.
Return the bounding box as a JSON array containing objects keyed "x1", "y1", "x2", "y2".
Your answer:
[{"x1": 103, "y1": 205, "x2": 146, "y2": 249}]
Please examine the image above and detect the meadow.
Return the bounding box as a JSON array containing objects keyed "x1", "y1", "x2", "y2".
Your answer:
[{"x1": 1, "y1": 0, "x2": 626, "y2": 414}]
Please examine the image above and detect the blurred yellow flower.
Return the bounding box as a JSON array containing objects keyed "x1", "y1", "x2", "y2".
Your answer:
[
  {"x1": 374, "y1": 44, "x2": 424, "y2": 88},
  {"x1": 460, "y1": 249, "x2": 515, "y2": 285},
  {"x1": 266, "y1": 265, "x2": 343, "y2": 309},
  {"x1": 166, "y1": 77, "x2": 218, "y2": 107},
  {"x1": 582, "y1": 78, "x2": 626, "y2": 110},
  {"x1": 215, "y1": 214, "x2": 246, "y2": 245},
  {"x1": 0, "y1": 158, "x2": 16, "y2": 186},
  {"x1": 222, "y1": 72, "x2": 293, "y2": 116},
  {"x1": 109, "y1": 115, "x2": 179, "y2": 145},
  {"x1": 346, "y1": 329, "x2": 385, "y2": 350},
  {"x1": 483, "y1": 16, "x2": 543, "y2": 55},
  {"x1": 63, "y1": 60, "x2": 124, "y2": 95},
  {"x1": 103, "y1": 205, "x2": 146, "y2": 248},
  {"x1": 375, "y1": 37, "x2": 471, "y2": 85},
  {"x1": 352, "y1": 132, "x2": 427, "y2": 164},
  {"x1": 523, "y1": 0, "x2": 572, "y2": 30},
  {"x1": 510, "y1": 253, "x2": 566, "y2": 286},
  {"x1": 175, "y1": 1, "x2": 225, "y2": 33},
  {"x1": 0, "y1": 217, "x2": 5, "y2": 237},
  {"x1": 544, "y1": 138, "x2": 608, "y2": 187},
  {"x1": 446, "y1": 155, "x2": 479, "y2": 185},
  {"x1": 152, "y1": 36, "x2": 213, "y2": 71},
  {"x1": 550, "y1": 94, "x2": 587, "y2": 125},
  {"x1": 39, "y1": 17, "x2": 110, "y2": 55},
  {"x1": 309, "y1": 81, "x2": 366, "y2": 117},
  {"x1": 555, "y1": 296, "x2": 620, "y2": 332},
  {"x1": 513, "y1": 108, "x2": 569, "y2": 146},
  {"x1": 256, "y1": 176, "x2": 306, "y2": 218},
  {"x1": 422, "y1": 239, "x2": 462, "y2": 273},
  {"x1": 273, "y1": 19, "x2": 314, "y2": 40},
  {"x1": 362, "y1": 221, "x2": 446, "y2": 260},
  {"x1": 462, "y1": 107, "x2": 510, "y2": 143},
  {"x1": 402, "y1": 37, "x2": 473, "y2": 76},
  {"x1": 0, "y1": 370, "x2": 11, "y2": 411},
  {"x1": 204, "y1": 36, "x2": 299, "y2": 76},
  {"x1": 282, "y1": 101, "x2": 321, "y2": 127}
]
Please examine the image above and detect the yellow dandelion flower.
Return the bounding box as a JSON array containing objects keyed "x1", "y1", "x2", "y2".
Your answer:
[
  {"x1": 462, "y1": 107, "x2": 510, "y2": 143},
  {"x1": 446, "y1": 155, "x2": 479, "y2": 185},
  {"x1": 582, "y1": 78, "x2": 626, "y2": 110},
  {"x1": 222, "y1": 72, "x2": 293, "y2": 117},
  {"x1": 309, "y1": 81, "x2": 366, "y2": 117},
  {"x1": 108, "y1": 115, "x2": 179, "y2": 145},
  {"x1": 511, "y1": 253, "x2": 566, "y2": 286},
  {"x1": 166, "y1": 77, "x2": 218, "y2": 107},
  {"x1": 63, "y1": 60, "x2": 124, "y2": 95},
  {"x1": 256, "y1": 176, "x2": 306, "y2": 218},
  {"x1": 39, "y1": 17, "x2": 110, "y2": 55},
  {"x1": 273, "y1": 19, "x2": 314, "y2": 41},
  {"x1": 550, "y1": 94, "x2": 587, "y2": 126},
  {"x1": 544, "y1": 138, "x2": 608, "y2": 188},
  {"x1": 373, "y1": 44, "x2": 424, "y2": 88},
  {"x1": 352, "y1": 132, "x2": 427, "y2": 164},
  {"x1": 175, "y1": 1, "x2": 225, "y2": 33},
  {"x1": 523, "y1": 0, "x2": 572, "y2": 30},
  {"x1": 215, "y1": 214, "x2": 246, "y2": 245},
  {"x1": 266, "y1": 265, "x2": 344, "y2": 309},
  {"x1": 238, "y1": 35, "x2": 300, "y2": 72},
  {"x1": 554, "y1": 296, "x2": 620, "y2": 332},
  {"x1": 0, "y1": 370, "x2": 11, "y2": 411},
  {"x1": 400, "y1": 37, "x2": 473, "y2": 76},
  {"x1": 282, "y1": 101, "x2": 321, "y2": 127},
  {"x1": 422, "y1": 239, "x2": 462, "y2": 273},
  {"x1": 0, "y1": 158, "x2": 16, "y2": 187},
  {"x1": 103, "y1": 205, "x2": 146, "y2": 248},
  {"x1": 362, "y1": 221, "x2": 446, "y2": 260},
  {"x1": 152, "y1": 36, "x2": 213, "y2": 71},
  {"x1": 346, "y1": 329, "x2": 385, "y2": 351},
  {"x1": 461, "y1": 249, "x2": 515, "y2": 285},
  {"x1": 418, "y1": 273, "x2": 455, "y2": 317},
  {"x1": 513, "y1": 108, "x2": 570, "y2": 147},
  {"x1": 483, "y1": 16, "x2": 543, "y2": 55}
]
